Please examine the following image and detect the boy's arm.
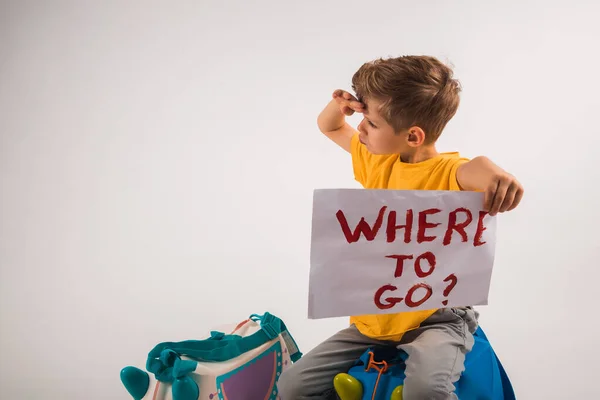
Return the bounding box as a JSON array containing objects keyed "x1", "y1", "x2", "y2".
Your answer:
[
  {"x1": 456, "y1": 156, "x2": 524, "y2": 216},
  {"x1": 317, "y1": 90, "x2": 365, "y2": 152}
]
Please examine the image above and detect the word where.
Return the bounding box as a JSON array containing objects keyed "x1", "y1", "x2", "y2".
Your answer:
[{"x1": 336, "y1": 206, "x2": 488, "y2": 246}]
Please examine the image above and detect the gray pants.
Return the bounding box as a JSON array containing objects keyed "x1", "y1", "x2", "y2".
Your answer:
[{"x1": 277, "y1": 307, "x2": 478, "y2": 400}]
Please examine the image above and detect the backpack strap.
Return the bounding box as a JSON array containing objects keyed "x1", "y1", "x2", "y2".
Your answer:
[{"x1": 146, "y1": 312, "x2": 301, "y2": 382}]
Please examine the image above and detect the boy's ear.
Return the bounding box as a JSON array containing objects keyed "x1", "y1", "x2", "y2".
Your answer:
[{"x1": 406, "y1": 126, "x2": 426, "y2": 147}]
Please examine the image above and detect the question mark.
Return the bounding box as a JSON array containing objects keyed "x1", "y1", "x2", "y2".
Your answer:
[{"x1": 441, "y1": 274, "x2": 458, "y2": 306}]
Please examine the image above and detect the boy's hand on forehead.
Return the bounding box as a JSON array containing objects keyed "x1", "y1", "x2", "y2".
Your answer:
[
  {"x1": 332, "y1": 89, "x2": 365, "y2": 116},
  {"x1": 316, "y1": 89, "x2": 365, "y2": 153}
]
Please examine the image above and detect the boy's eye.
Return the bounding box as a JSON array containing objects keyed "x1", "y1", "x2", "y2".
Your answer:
[{"x1": 368, "y1": 121, "x2": 376, "y2": 128}]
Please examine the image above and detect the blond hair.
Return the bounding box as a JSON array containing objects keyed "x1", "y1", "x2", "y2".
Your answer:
[{"x1": 352, "y1": 55, "x2": 461, "y2": 143}]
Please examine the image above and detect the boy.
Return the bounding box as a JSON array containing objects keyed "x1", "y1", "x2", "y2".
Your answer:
[{"x1": 277, "y1": 55, "x2": 523, "y2": 400}]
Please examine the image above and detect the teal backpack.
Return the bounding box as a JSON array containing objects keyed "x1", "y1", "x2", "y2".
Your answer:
[{"x1": 120, "y1": 312, "x2": 302, "y2": 400}]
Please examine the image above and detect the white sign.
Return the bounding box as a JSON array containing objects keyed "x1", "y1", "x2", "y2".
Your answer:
[{"x1": 308, "y1": 189, "x2": 497, "y2": 319}]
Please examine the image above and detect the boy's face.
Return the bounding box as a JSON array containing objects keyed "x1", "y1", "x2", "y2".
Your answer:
[{"x1": 356, "y1": 98, "x2": 409, "y2": 155}]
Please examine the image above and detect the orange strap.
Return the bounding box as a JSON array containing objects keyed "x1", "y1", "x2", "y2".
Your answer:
[{"x1": 365, "y1": 351, "x2": 389, "y2": 400}]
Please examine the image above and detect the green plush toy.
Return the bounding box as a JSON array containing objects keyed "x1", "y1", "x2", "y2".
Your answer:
[{"x1": 334, "y1": 373, "x2": 403, "y2": 400}]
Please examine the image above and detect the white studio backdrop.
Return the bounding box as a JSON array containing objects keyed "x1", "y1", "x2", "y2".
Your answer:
[{"x1": 1, "y1": 1, "x2": 598, "y2": 399}]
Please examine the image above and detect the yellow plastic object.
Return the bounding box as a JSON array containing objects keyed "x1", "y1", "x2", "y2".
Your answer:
[
  {"x1": 333, "y1": 373, "x2": 363, "y2": 400},
  {"x1": 390, "y1": 385, "x2": 403, "y2": 400}
]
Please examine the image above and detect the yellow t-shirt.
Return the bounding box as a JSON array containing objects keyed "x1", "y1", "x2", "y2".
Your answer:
[{"x1": 349, "y1": 133, "x2": 469, "y2": 342}]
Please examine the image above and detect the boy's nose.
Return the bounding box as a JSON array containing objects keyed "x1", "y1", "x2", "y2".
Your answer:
[{"x1": 357, "y1": 119, "x2": 367, "y2": 134}]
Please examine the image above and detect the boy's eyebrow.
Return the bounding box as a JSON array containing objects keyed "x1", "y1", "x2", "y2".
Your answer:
[{"x1": 363, "y1": 112, "x2": 376, "y2": 121}]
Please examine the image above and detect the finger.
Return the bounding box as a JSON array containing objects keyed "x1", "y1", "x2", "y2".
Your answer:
[
  {"x1": 490, "y1": 180, "x2": 510, "y2": 216},
  {"x1": 499, "y1": 182, "x2": 518, "y2": 213},
  {"x1": 350, "y1": 100, "x2": 365, "y2": 111},
  {"x1": 333, "y1": 90, "x2": 364, "y2": 110},
  {"x1": 341, "y1": 105, "x2": 354, "y2": 116},
  {"x1": 339, "y1": 98, "x2": 364, "y2": 114},
  {"x1": 507, "y1": 185, "x2": 524, "y2": 211},
  {"x1": 344, "y1": 91, "x2": 363, "y2": 105},
  {"x1": 342, "y1": 91, "x2": 354, "y2": 101},
  {"x1": 483, "y1": 180, "x2": 497, "y2": 213}
]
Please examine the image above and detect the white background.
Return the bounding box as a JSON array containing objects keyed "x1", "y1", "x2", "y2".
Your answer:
[{"x1": 1, "y1": 1, "x2": 598, "y2": 399}]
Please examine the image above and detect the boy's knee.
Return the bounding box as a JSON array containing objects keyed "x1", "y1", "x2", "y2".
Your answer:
[{"x1": 403, "y1": 376, "x2": 457, "y2": 400}]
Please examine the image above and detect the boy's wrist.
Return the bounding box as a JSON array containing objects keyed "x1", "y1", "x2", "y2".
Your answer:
[
  {"x1": 317, "y1": 99, "x2": 347, "y2": 132},
  {"x1": 457, "y1": 156, "x2": 524, "y2": 215}
]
